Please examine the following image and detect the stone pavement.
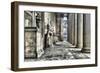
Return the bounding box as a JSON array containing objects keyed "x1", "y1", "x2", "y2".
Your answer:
[{"x1": 34, "y1": 41, "x2": 90, "y2": 61}]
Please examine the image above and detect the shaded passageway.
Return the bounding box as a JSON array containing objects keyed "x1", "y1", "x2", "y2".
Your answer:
[{"x1": 24, "y1": 11, "x2": 91, "y2": 61}]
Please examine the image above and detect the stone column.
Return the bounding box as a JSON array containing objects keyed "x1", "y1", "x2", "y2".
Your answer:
[
  {"x1": 36, "y1": 12, "x2": 45, "y2": 58},
  {"x1": 71, "y1": 14, "x2": 75, "y2": 45},
  {"x1": 77, "y1": 14, "x2": 83, "y2": 48},
  {"x1": 82, "y1": 14, "x2": 91, "y2": 53},
  {"x1": 74, "y1": 14, "x2": 78, "y2": 47},
  {"x1": 67, "y1": 14, "x2": 72, "y2": 44},
  {"x1": 56, "y1": 14, "x2": 61, "y2": 41},
  {"x1": 60, "y1": 17, "x2": 64, "y2": 41},
  {"x1": 67, "y1": 13, "x2": 75, "y2": 45}
]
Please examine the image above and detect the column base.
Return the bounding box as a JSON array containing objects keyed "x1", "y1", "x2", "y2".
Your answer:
[{"x1": 81, "y1": 48, "x2": 90, "y2": 53}]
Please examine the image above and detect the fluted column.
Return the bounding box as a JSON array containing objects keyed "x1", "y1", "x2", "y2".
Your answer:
[
  {"x1": 74, "y1": 14, "x2": 78, "y2": 46},
  {"x1": 82, "y1": 14, "x2": 91, "y2": 53},
  {"x1": 77, "y1": 14, "x2": 83, "y2": 48},
  {"x1": 67, "y1": 13, "x2": 75, "y2": 45}
]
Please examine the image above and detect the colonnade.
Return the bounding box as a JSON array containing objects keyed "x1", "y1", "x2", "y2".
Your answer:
[
  {"x1": 67, "y1": 13, "x2": 91, "y2": 53},
  {"x1": 24, "y1": 11, "x2": 91, "y2": 59}
]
